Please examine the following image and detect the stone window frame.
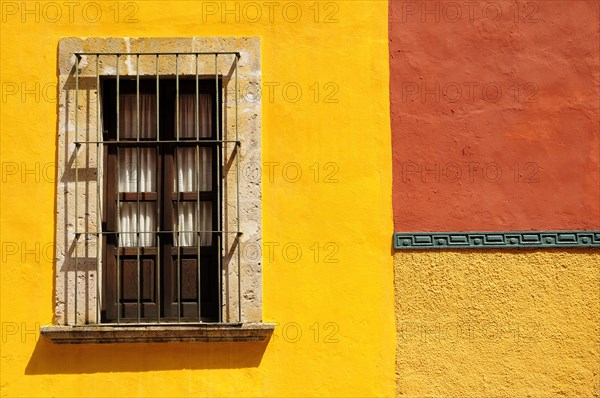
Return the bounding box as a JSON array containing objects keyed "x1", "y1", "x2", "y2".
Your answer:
[{"x1": 41, "y1": 37, "x2": 274, "y2": 343}]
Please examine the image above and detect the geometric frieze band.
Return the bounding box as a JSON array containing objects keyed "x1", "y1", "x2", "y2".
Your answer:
[{"x1": 394, "y1": 231, "x2": 600, "y2": 250}]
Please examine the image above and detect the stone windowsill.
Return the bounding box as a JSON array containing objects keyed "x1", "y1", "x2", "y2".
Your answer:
[{"x1": 41, "y1": 323, "x2": 275, "y2": 344}]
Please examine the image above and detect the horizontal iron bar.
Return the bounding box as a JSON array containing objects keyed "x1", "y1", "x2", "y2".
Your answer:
[
  {"x1": 75, "y1": 140, "x2": 240, "y2": 145},
  {"x1": 76, "y1": 52, "x2": 240, "y2": 56},
  {"x1": 75, "y1": 231, "x2": 242, "y2": 235},
  {"x1": 75, "y1": 322, "x2": 244, "y2": 327}
]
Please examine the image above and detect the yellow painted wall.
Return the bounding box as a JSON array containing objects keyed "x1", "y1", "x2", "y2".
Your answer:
[
  {"x1": 0, "y1": 1, "x2": 395, "y2": 396},
  {"x1": 395, "y1": 250, "x2": 600, "y2": 397}
]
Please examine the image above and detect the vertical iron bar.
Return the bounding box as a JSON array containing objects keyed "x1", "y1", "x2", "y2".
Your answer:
[
  {"x1": 96, "y1": 54, "x2": 101, "y2": 324},
  {"x1": 235, "y1": 54, "x2": 241, "y2": 323},
  {"x1": 157, "y1": 235, "x2": 161, "y2": 323},
  {"x1": 74, "y1": 54, "x2": 79, "y2": 326},
  {"x1": 136, "y1": 54, "x2": 141, "y2": 324},
  {"x1": 116, "y1": 54, "x2": 121, "y2": 324},
  {"x1": 175, "y1": 54, "x2": 181, "y2": 323},
  {"x1": 156, "y1": 54, "x2": 161, "y2": 324},
  {"x1": 156, "y1": 54, "x2": 160, "y2": 143},
  {"x1": 176, "y1": 55, "x2": 179, "y2": 142},
  {"x1": 215, "y1": 54, "x2": 222, "y2": 322},
  {"x1": 196, "y1": 54, "x2": 202, "y2": 322}
]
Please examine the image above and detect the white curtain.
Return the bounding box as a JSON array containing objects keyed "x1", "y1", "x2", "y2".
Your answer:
[
  {"x1": 176, "y1": 147, "x2": 212, "y2": 192},
  {"x1": 119, "y1": 148, "x2": 155, "y2": 192},
  {"x1": 177, "y1": 202, "x2": 212, "y2": 247},
  {"x1": 120, "y1": 202, "x2": 156, "y2": 247},
  {"x1": 176, "y1": 94, "x2": 213, "y2": 191},
  {"x1": 118, "y1": 94, "x2": 157, "y2": 247},
  {"x1": 119, "y1": 94, "x2": 157, "y2": 139},
  {"x1": 117, "y1": 93, "x2": 214, "y2": 248},
  {"x1": 175, "y1": 94, "x2": 213, "y2": 247},
  {"x1": 178, "y1": 93, "x2": 212, "y2": 138}
]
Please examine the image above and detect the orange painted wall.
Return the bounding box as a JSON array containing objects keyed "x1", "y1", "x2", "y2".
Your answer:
[{"x1": 389, "y1": 0, "x2": 600, "y2": 232}]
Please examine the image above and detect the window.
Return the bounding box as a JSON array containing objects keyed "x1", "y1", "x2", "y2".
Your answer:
[
  {"x1": 102, "y1": 78, "x2": 221, "y2": 323},
  {"x1": 43, "y1": 37, "x2": 272, "y2": 343}
]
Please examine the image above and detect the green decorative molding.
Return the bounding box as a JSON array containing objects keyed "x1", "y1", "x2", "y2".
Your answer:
[{"x1": 393, "y1": 231, "x2": 600, "y2": 250}]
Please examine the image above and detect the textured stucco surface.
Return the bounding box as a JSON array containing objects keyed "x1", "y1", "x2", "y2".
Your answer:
[
  {"x1": 395, "y1": 250, "x2": 600, "y2": 397},
  {"x1": 389, "y1": 0, "x2": 600, "y2": 231}
]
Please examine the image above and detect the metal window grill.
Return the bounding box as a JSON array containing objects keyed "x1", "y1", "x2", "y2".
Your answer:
[{"x1": 71, "y1": 51, "x2": 242, "y2": 326}]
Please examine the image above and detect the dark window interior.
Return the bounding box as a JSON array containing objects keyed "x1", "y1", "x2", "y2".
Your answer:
[{"x1": 101, "y1": 77, "x2": 222, "y2": 323}]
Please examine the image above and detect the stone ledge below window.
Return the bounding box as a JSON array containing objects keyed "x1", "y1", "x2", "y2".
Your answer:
[{"x1": 41, "y1": 323, "x2": 275, "y2": 344}]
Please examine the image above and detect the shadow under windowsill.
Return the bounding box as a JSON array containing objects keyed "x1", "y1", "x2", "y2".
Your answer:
[{"x1": 25, "y1": 323, "x2": 274, "y2": 374}]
